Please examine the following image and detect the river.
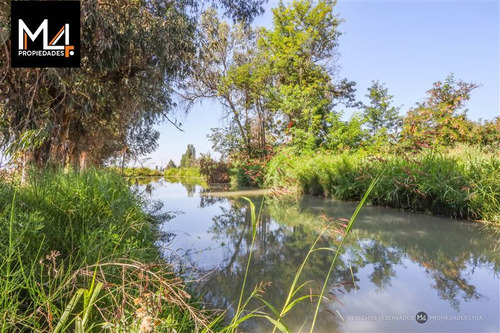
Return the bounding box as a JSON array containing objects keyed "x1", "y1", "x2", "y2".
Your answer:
[{"x1": 140, "y1": 179, "x2": 500, "y2": 332}]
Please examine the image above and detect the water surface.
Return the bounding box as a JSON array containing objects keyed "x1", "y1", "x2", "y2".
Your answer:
[{"x1": 143, "y1": 179, "x2": 500, "y2": 332}]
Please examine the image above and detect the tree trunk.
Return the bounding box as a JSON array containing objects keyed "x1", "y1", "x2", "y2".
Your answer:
[{"x1": 79, "y1": 151, "x2": 87, "y2": 171}]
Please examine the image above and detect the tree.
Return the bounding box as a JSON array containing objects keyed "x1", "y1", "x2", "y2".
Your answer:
[
  {"x1": 400, "y1": 74, "x2": 479, "y2": 149},
  {"x1": 166, "y1": 159, "x2": 177, "y2": 169},
  {"x1": 0, "y1": 0, "x2": 268, "y2": 171},
  {"x1": 179, "y1": 0, "x2": 359, "y2": 158},
  {"x1": 323, "y1": 112, "x2": 368, "y2": 152},
  {"x1": 1, "y1": 0, "x2": 196, "y2": 170},
  {"x1": 362, "y1": 81, "x2": 402, "y2": 142},
  {"x1": 214, "y1": 0, "x2": 269, "y2": 23},
  {"x1": 177, "y1": 8, "x2": 271, "y2": 158},
  {"x1": 180, "y1": 144, "x2": 197, "y2": 167},
  {"x1": 470, "y1": 117, "x2": 500, "y2": 148},
  {"x1": 258, "y1": 0, "x2": 358, "y2": 149}
]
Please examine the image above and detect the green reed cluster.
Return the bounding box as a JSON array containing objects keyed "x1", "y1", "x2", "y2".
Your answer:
[{"x1": 265, "y1": 146, "x2": 500, "y2": 224}]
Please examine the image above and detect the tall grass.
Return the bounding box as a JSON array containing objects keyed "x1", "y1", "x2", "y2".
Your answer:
[
  {"x1": 265, "y1": 146, "x2": 500, "y2": 223},
  {"x1": 0, "y1": 169, "x2": 208, "y2": 331}
]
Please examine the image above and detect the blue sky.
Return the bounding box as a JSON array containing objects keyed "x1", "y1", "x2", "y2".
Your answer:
[{"x1": 142, "y1": 0, "x2": 499, "y2": 167}]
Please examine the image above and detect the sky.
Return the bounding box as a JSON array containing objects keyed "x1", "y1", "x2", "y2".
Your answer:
[{"x1": 142, "y1": 0, "x2": 500, "y2": 168}]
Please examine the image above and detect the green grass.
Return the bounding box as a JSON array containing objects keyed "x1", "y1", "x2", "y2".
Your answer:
[
  {"x1": 0, "y1": 169, "x2": 208, "y2": 331},
  {"x1": 265, "y1": 145, "x2": 500, "y2": 224},
  {"x1": 164, "y1": 167, "x2": 202, "y2": 179},
  {"x1": 112, "y1": 166, "x2": 163, "y2": 178}
]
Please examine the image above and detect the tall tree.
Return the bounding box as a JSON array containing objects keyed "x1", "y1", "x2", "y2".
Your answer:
[
  {"x1": 1, "y1": 0, "x2": 197, "y2": 170},
  {"x1": 179, "y1": 0, "x2": 359, "y2": 157},
  {"x1": 180, "y1": 144, "x2": 197, "y2": 167},
  {"x1": 214, "y1": 0, "x2": 268, "y2": 23},
  {"x1": 177, "y1": 8, "x2": 271, "y2": 158},
  {"x1": 473, "y1": 117, "x2": 500, "y2": 147},
  {"x1": 400, "y1": 74, "x2": 479, "y2": 149},
  {"x1": 259, "y1": 0, "x2": 358, "y2": 149},
  {"x1": 362, "y1": 81, "x2": 402, "y2": 145},
  {"x1": 0, "y1": 0, "x2": 268, "y2": 170},
  {"x1": 166, "y1": 159, "x2": 177, "y2": 169}
]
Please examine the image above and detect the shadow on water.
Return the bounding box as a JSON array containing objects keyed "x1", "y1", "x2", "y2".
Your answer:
[{"x1": 145, "y1": 179, "x2": 500, "y2": 332}]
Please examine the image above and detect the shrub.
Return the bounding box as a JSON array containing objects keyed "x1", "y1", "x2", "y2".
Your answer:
[
  {"x1": 199, "y1": 156, "x2": 230, "y2": 183},
  {"x1": 229, "y1": 158, "x2": 267, "y2": 187},
  {"x1": 163, "y1": 167, "x2": 201, "y2": 178}
]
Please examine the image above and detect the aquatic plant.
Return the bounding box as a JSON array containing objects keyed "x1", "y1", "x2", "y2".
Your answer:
[{"x1": 265, "y1": 146, "x2": 500, "y2": 224}]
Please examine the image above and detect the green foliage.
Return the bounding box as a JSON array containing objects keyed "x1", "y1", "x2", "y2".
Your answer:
[
  {"x1": 0, "y1": 169, "x2": 207, "y2": 331},
  {"x1": 0, "y1": 0, "x2": 271, "y2": 170},
  {"x1": 180, "y1": 1, "x2": 357, "y2": 158},
  {"x1": 179, "y1": 8, "x2": 271, "y2": 158},
  {"x1": 199, "y1": 155, "x2": 230, "y2": 183},
  {"x1": 362, "y1": 81, "x2": 402, "y2": 145},
  {"x1": 265, "y1": 147, "x2": 500, "y2": 223},
  {"x1": 164, "y1": 167, "x2": 201, "y2": 179},
  {"x1": 470, "y1": 117, "x2": 500, "y2": 148},
  {"x1": 167, "y1": 159, "x2": 177, "y2": 169},
  {"x1": 0, "y1": 0, "x2": 196, "y2": 169},
  {"x1": 322, "y1": 112, "x2": 368, "y2": 152},
  {"x1": 0, "y1": 169, "x2": 154, "y2": 262},
  {"x1": 216, "y1": 0, "x2": 269, "y2": 23},
  {"x1": 400, "y1": 74, "x2": 479, "y2": 150},
  {"x1": 260, "y1": 0, "x2": 357, "y2": 148},
  {"x1": 117, "y1": 167, "x2": 162, "y2": 178},
  {"x1": 180, "y1": 144, "x2": 198, "y2": 168},
  {"x1": 229, "y1": 158, "x2": 267, "y2": 187},
  {"x1": 186, "y1": 14, "x2": 493, "y2": 160}
]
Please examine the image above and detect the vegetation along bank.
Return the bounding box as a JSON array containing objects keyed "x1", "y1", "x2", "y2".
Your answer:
[
  {"x1": 265, "y1": 146, "x2": 500, "y2": 223},
  {"x1": 0, "y1": 170, "x2": 208, "y2": 331}
]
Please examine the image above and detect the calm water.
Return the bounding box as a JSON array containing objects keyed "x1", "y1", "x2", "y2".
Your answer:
[{"x1": 142, "y1": 179, "x2": 499, "y2": 332}]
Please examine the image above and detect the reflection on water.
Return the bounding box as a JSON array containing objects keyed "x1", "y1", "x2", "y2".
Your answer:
[{"x1": 145, "y1": 179, "x2": 500, "y2": 332}]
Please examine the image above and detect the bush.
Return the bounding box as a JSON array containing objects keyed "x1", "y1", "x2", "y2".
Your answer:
[
  {"x1": 199, "y1": 156, "x2": 230, "y2": 183},
  {"x1": 112, "y1": 166, "x2": 162, "y2": 177},
  {"x1": 163, "y1": 167, "x2": 201, "y2": 178},
  {"x1": 229, "y1": 158, "x2": 267, "y2": 187}
]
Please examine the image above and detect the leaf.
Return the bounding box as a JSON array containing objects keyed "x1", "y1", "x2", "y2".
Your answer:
[
  {"x1": 262, "y1": 315, "x2": 292, "y2": 333},
  {"x1": 53, "y1": 289, "x2": 85, "y2": 333}
]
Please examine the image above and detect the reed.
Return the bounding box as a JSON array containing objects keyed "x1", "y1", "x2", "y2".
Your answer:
[{"x1": 265, "y1": 146, "x2": 500, "y2": 224}]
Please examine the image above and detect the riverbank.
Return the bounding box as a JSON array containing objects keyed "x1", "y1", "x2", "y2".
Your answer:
[
  {"x1": 113, "y1": 166, "x2": 163, "y2": 178},
  {"x1": 0, "y1": 169, "x2": 207, "y2": 331},
  {"x1": 139, "y1": 178, "x2": 500, "y2": 332},
  {"x1": 164, "y1": 167, "x2": 201, "y2": 178},
  {"x1": 265, "y1": 146, "x2": 500, "y2": 224}
]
